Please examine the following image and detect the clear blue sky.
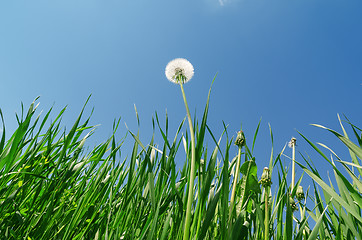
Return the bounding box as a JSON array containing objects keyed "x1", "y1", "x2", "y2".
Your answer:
[{"x1": 1, "y1": 0, "x2": 361, "y2": 183}]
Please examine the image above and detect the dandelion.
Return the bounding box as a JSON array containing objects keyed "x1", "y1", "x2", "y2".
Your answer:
[
  {"x1": 166, "y1": 58, "x2": 195, "y2": 240},
  {"x1": 296, "y1": 185, "x2": 305, "y2": 201},
  {"x1": 165, "y1": 58, "x2": 194, "y2": 84},
  {"x1": 260, "y1": 167, "x2": 272, "y2": 240},
  {"x1": 228, "y1": 129, "x2": 244, "y2": 235},
  {"x1": 288, "y1": 137, "x2": 297, "y2": 148},
  {"x1": 260, "y1": 167, "x2": 272, "y2": 188},
  {"x1": 290, "y1": 195, "x2": 298, "y2": 212},
  {"x1": 234, "y1": 130, "x2": 245, "y2": 147},
  {"x1": 289, "y1": 137, "x2": 297, "y2": 189}
]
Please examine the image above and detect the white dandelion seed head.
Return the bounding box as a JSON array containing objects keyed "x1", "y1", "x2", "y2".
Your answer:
[
  {"x1": 288, "y1": 137, "x2": 297, "y2": 148},
  {"x1": 165, "y1": 58, "x2": 194, "y2": 84}
]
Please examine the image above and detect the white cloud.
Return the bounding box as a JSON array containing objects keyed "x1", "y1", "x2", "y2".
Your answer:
[{"x1": 219, "y1": 0, "x2": 227, "y2": 6}]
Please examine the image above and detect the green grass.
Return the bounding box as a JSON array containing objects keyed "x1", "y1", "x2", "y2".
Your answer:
[{"x1": 0, "y1": 87, "x2": 361, "y2": 239}]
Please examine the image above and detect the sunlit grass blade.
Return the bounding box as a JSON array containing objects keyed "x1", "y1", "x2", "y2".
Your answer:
[
  {"x1": 311, "y1": 123, "x2": 362, "y2": 160},
  {"x1": 297, "y1": 161, "x2": 362, "y2": 222},
  {"x1": 307, "y1": 202, "x2": 330, "y2": 240}
]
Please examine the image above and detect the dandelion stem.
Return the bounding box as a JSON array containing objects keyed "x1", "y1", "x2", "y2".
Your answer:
[
  {"x1": 179, "y1": 79, "x2": 196, "y2": 240},
  {"x1": 228, "y1": 145, "x2": 242, "y2": 234},
  {"x1": 291, "y1": 138, "x2": 296, "y2": 189},
  {"x1": 260, "y1": 167, "x2": 272, "y2": 240},
  {"x1": 264, "y1": 185, "x2": 270, "y2": 240}
]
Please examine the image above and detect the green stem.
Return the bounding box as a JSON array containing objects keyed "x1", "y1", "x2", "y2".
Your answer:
[
  {"x1": 179, "y1": 81, "x2": 196, "y2": 240},
  {"x1": 193, "y1": 161, "x2": 204, "y2": 237},
  {"x1": 228, "y1": 146, "x2": 242, "y2": 234},
  {"x1": 291, "y1": 140, "x2": 296, "y2": 189},
  {"x1": 264, "y1": 186, "x2": 270, "y2": 240}
]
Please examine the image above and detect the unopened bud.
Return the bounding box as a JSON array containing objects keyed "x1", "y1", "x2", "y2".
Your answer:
[
  {"x1": 296, "y1": 185, "x2": 305, "y2": 201},
  {"x1": 289, "y1": 195, "x2": 298, "y2": 212},
  {"x1": 235, "y1": 131, "x2": 245, "y2": 147},
  {"x1": 260, "y1": 167, "x2": 272, "y2": 188}
]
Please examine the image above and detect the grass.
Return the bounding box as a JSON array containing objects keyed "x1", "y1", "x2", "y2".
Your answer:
[{"x1": 0, "y1": 83, "x2": 361, "y2": 239}]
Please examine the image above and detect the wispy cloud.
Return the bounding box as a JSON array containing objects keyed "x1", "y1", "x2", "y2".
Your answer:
[{"x1": 219, "y1": 0, "x2": 227, "y2": 6}]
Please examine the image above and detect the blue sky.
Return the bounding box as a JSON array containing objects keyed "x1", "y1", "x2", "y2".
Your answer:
[{"x1": 0, "y1": 0, "x2": 361, "y2": 183}]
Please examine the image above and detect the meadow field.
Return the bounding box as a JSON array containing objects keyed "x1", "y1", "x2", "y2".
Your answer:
[{"x1": 1, "y1": 68, "x2": 361, "y2": 239}]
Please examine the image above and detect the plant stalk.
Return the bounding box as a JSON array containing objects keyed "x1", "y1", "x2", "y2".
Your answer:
[
  {"x1": 291, "y1": 138, "x2": 296, "y2": 189},
  {"x1": 228, "y1": 146, "x2": 242, "y2": 234},
  {"x1": 179, "y1": 81, "x2": 196, "y2": 240},
  {"x1": 264, "y1": 186, "x2": 270, "y2": 240}
]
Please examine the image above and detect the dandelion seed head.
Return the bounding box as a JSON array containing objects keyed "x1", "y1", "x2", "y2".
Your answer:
[
  {"x1": 165, "y1": 58, "x2": 194, "y2": 84},
  {"x1": 288, "y1": 137, "x2": 297, "y2": 148}
]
